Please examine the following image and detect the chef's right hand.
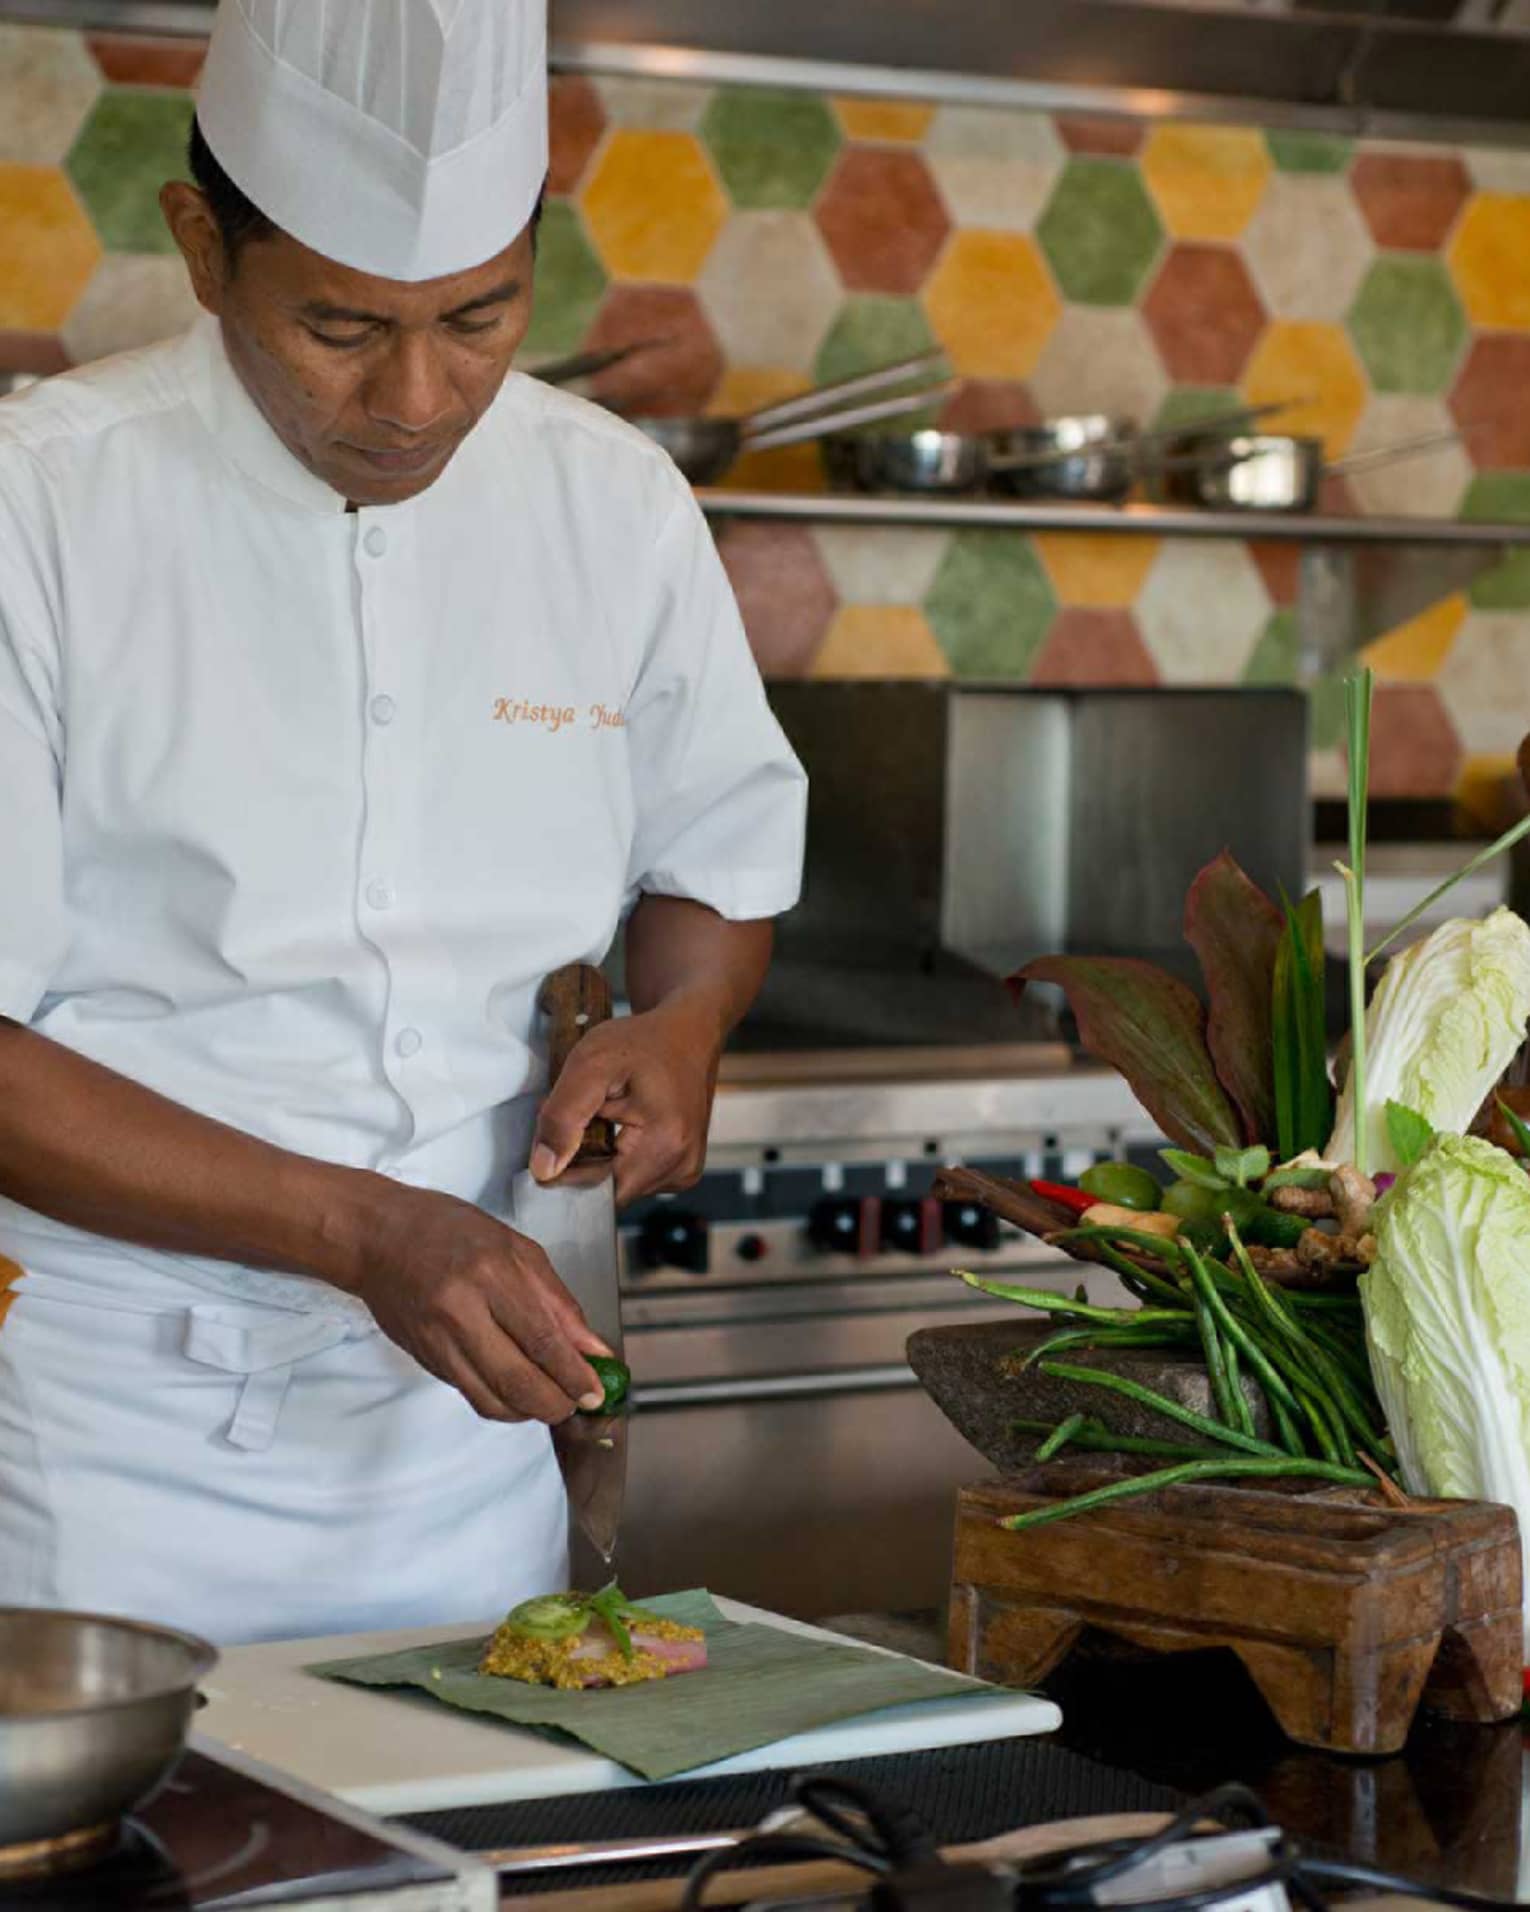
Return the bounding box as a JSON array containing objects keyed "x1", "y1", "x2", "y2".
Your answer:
[{"x1": 349, "y1": 1183, "x2": 611, "y2": 1423}]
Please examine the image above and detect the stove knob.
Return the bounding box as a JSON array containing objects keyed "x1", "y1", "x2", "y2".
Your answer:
[
  {"x1": 735, "y1": 1232, "x2": 770, "y2": 1265},
  {"x1": 880, "y1": 1196, "x2": 943, "y2": 1256},
  {"x1": 942, "y1": 1198, "x2": 1000, "y2": 1253},
  {"x1": 636, "y1": 1208, "x2": 710, "y2": 1275},
  {"x1": 808, "y1": 1196, "x2": 879, "y2": 1258}
]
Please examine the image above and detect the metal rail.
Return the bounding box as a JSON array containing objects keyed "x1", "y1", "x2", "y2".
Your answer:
[{"x1": 696, "y1": 489, "x2": 1530, "y2": 550}]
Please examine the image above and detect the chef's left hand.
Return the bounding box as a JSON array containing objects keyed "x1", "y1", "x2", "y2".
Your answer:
[{"x1": 529, "y1": 998, "x2": 718, "y2": 1204}]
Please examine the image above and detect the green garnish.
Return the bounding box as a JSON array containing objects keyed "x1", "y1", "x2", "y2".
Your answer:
[{"x1": 506, "y1": 1582, "x2": 655, "y2": 1660}]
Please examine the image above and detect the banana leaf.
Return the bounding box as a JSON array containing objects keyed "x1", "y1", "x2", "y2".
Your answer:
[
  {"x1": 1015, "y1": 956, "x2": 1242, "y2": 1155},
  {"x1": 1272, "y1": 889, "x2": 1333, "y2": 1160},
  {"x1": 1184, "y1": 852, "x2": 1284, "y2": 1148}
]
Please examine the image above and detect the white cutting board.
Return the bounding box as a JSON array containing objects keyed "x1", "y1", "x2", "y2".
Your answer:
[{"x1": 196, "y1": 1598, "x2": 1059, "y2": 1815}]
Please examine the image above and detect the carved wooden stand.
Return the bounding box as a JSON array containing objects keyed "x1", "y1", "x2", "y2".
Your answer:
[{"x1": 948, "y1": 1471, "x2": 1523, "y2": 1756}]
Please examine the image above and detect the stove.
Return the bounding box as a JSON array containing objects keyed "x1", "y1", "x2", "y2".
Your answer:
[{"x1": 0, "y1": 1743, "x2": 494, "y2": 1912}]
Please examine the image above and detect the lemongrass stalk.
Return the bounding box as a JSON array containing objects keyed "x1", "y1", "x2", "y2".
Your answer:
[
  {"x1": 1367, "y1": 810, "x2": 1530, "y2": 964},
  {"x1": 1342, "y1": 667, "x2": 1374, "y2": 1176}
]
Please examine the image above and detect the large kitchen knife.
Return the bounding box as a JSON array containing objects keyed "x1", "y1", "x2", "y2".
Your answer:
[{"x1": 511, "y1": 964, "x2": 627, "y2": 1567}]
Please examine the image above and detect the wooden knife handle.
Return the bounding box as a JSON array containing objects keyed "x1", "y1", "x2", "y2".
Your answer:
[{"x1": 539, "y1": 963, "x2": 616, "y2": 1165}]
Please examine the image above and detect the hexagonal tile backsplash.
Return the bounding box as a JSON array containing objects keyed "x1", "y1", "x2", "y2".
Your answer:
[{"x1": 4, "y1": 21, "x2": 1530, "y2": 808}]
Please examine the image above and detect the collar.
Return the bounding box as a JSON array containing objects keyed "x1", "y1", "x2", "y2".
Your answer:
[{"x1": 177, "y1": 312, "x2": 353, "y2": 519}]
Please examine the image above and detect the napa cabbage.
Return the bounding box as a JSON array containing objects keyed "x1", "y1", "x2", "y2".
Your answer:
[
  {"x1": 1327, "y1": 908, "x2": 1530, "y2": 1176},
  {"x1": 1362, "y1": 1133, "x2": 1530, "y2": 1647}
]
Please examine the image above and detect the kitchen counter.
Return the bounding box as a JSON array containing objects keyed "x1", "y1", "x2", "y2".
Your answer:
[{"x1": 825, "y1": 1612, "x2": 1525, "y2": 1898}]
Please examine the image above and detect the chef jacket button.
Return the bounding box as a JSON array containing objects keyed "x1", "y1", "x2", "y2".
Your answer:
[
  {"x1": 395, "y1": 1027, "x2": 423, "y2": 1059},
  {"x1": 365, "y1": 879, "x2": 395, "y2": 910},
  {"x1": 370, "y1": 694, "x2": 396, "y2": 726},
  {"x1": 364, "y1": 526, "x2": 388, "y2": 557}
]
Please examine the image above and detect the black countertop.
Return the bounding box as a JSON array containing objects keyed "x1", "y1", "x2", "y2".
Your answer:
[{"x1": 827, "y1": 1615, "x2": 1526, "y2": 1898}]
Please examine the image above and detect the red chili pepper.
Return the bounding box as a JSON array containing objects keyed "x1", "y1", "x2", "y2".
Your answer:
[{"x1": 1031, "y1": 1179, "x2": 1097, "y2": 1218}]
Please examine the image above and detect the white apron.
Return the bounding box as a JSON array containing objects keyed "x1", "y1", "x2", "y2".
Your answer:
[{"x1": 0, "y1": 1261, "x2": 567, "y2": 1645}]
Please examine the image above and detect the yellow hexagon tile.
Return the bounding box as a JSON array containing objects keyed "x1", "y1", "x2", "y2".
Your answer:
[
  {"x1": 923, "y1": 230, "x2": 1060, "y2": 379},
  {"x1": 1241, "y1": 320, "x2": 1368, "y2": 455},
  {"x1": 811, "y1": 605, "x2": 952, "y2": 678},
  {"x1": 1142, "y1": 124, "x2": 1271, "y2": 241},
  {"x1": 708, "y1": 366, "x2": 827, "y2": 493},
  {"x1": 1032, "y1": 532, "x2": 1162, "y2": 607},
  {"x1": 1449, "y1": 193, "x2": 1530, "y2": 329},
  {"x1": 832, "y1": 97, "x2": 935, "y2": 143},
  {"x1": 0, "y1": 164, "x2": 100, "y2": 330},
  {"x1": 580, "y1": 129, "x2": 726, "y2": 282},
  {"x1": 1361, "y1": 593, "x2": 1467, "y2": 682}
]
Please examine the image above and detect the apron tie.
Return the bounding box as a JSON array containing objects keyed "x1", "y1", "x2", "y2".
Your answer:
[{"x1": 182, "y1": 1305, "x2": 373, "y2": 1452}]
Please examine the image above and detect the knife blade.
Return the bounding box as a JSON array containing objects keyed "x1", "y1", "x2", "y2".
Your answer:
[{"x1": 511, "y1": 963, "x2": 627, "y2": 1568}]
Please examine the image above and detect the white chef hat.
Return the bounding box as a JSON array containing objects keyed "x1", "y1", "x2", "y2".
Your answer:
[{"x1": 196, "y1": 0, "x2": 548, "y2": 283}]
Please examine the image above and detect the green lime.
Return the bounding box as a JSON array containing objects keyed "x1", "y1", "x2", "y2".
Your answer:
[
  {"x1": 1160, "y1": 1180, "x2": 1224, "y2": 1223},
  {"x1": 1078, "y1": 1162, "x2": 1161, "y2": 1212},
  {"x1": 1161, "y1": 1182, "x2": 1261, "y2": 1228},
  {"x1": 506, "y1": 1593, "x2": 593, "y2": 1639},
  {"x1": 584, "y1": 1355, "x2": 631, "y2": 1415}
]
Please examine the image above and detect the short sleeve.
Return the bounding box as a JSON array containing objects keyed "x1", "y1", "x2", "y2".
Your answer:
[
  {"x1": 623, "y1": 488, "x2": 806, "y2": 921},
  {"x1": 0, "y1": 469, "x2": 69, "y2": 1022}
]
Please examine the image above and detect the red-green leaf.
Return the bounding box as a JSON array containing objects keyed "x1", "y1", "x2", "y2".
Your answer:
[
  {"x1": 1183, "y1": 852, "x2": 1284, "y2": 1148},
  {"x1": 1015, "y1": 956, "x2": 1243, "y2": 1155}
]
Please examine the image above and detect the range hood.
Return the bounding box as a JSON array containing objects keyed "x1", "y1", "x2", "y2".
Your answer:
[{"x1": 10, "y1": 0, "x2": 1530, "y2": 147}]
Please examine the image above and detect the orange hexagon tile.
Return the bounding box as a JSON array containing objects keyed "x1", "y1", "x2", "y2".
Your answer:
[
  {"x1": 1362, "y1": 594, "x2": 1467, "y2": 681},
  {"x1": 579, "y1": 129, "x2": 725, "y2": 283},
  {"x1": 0, "y1": 164, "x2": 99, "y2": 331},
  {"x1": 1449, "y1": 193, "x2": 1530, "y2": 329},
  {"x1": 1032, "y1": 532, "x2": 1162, "y2": 608},
  {"x1": 811, "y1": 605, "x2": 951, "y2": 678},
  {"x1": 1456, "y1": 753, "x2": 1520, "y2": 830},
  {"x1": 1241, "y1": 320, "x2": 1368, "y2": 454},
  {"x1": 708, "y1": 366, "x2": 827, "y2": 494},
  {"x1": 1142, "y1": 124, "x2": 1271, "y2": 242},
  {"x1": 831, "y1": 97, "x2": 934, "y2": 143},
  {"x1": 923, "y1": 231, "x2": 1060, "y2": 380}
]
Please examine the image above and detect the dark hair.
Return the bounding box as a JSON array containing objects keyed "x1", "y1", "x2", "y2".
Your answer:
[
  {"x1": 188, "y1": 116, "x2": 277, "y2": 260},
  {"x1": 188, "y1": 114, "x2": 546, "y2": 266}
]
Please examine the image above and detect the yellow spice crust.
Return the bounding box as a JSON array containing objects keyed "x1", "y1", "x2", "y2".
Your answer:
[{"x1": 479, "y1": 1616, "x2": 704, "y2": 1690}]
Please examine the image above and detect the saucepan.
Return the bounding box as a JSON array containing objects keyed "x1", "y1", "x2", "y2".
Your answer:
[
  {"x1": 630, "y1": 351, "x2": 952, "y2": 484},
  {"x1": 0, "y1": 1608, "x2": 217, "y2": 1861},
  {"x1": 1152, "y1": 425, "x2": 1472, "y2": 514}
]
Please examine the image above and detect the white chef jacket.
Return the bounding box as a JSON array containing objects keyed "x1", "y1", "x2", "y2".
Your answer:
[
  {"x1": 0, "y1": 315, "x2": 805, "y2": 1640},
  {"x1": 0, "y1": 313, "x2": 805, "y2": 1309}
]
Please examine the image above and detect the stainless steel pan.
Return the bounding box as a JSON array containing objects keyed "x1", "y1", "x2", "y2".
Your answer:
[
  {"x1": 0, "y1": 1609, "x2": 217, "y2": 1857},
  {"x1": 1154, "y1": 425, "x2": 1469, "y2": 514},
  {"x1": 987, "y1": 413, "x2": 1137, "y2": 501},
  {"x1": 630, "y1": 351, "x2": 950, "y2": 483}
]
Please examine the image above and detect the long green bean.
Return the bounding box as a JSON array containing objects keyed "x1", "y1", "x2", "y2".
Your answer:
[
  {"x1": 1011, "y1": 1417, "x2": 1214, "y2": 1460},
  {"x1": 1034, "y1": 1413, "x2": 1087, "y2": 1461},
  {"x1": 1189, "y1": 1282, "x2": 1240, "y2": 1431},
  {"x1": 1225, "y1": 1231, "x2": 1383, "y2": 1454},
  {"x1": 1221, "y1": 1337, "x2": 1256, "y2": 1439},
  {"x1": 999, "y1": 1456, "x2": 1375, "y2": 1531},
  {"x1": 1181, "y1": 1244, "x2": 1310, "y2": 1457},
  {"x1": 1036, "y1": 1360, "x2": 1286, "y2": 1457}
]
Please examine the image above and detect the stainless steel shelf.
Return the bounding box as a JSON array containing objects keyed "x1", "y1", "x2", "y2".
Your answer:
[{"x1": 696, "y1": 489, "x2": 1530, "y2": 549}]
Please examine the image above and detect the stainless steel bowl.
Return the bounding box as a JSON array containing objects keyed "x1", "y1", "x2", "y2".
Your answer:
[
  {"x1": 821, "y1": 428, "x2": 986, "y2": 496},
  {"x1": 987, "y1": 414, "x2": 1137, "y2": 502},
  {"x1": 0, "y1": 1609, "x2": 217, "y2": 1851}
]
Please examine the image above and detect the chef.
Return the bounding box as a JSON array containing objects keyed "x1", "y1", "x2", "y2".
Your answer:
[{"x1": 0, "y1": 0, "x2": 805, "y2": 1644}]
